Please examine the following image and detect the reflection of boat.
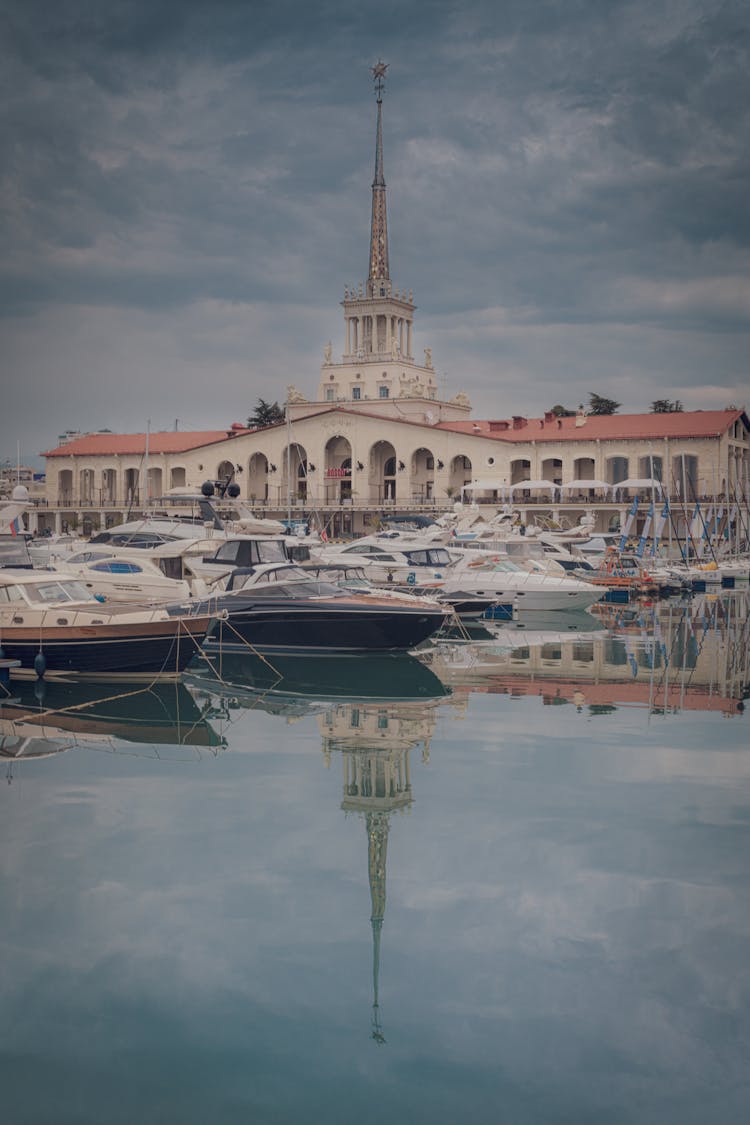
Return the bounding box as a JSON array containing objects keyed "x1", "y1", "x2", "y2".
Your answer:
[
  {"x1": 0, "y1": 569, "x2": 214, "y2": 677},
  {"x1": 188, "y1": 650, "x2": 450, "y2": 703},
  {"x1": 0, "y1": 679, "x2": 224, "y2": 749},
  {"x1": 427, "y1": 593, "x2": 750, "y2": 717}
]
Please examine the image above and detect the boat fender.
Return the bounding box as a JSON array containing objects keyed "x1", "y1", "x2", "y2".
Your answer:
[
  {"x1": 34, "y1": 678, "x2": 46, "y2": 703},
  {"x1": 407, "y1": 571, "x2": 416, "y2": 585},
  {"x1": 34, "y1": 651, "x2": 47, "y2": 679},
  {"x1": 94, "y1": 593, "x2": 106, "y2": 603}
]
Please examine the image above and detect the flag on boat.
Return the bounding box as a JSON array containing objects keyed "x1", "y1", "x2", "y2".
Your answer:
[
  {"x1": 619, "y1": 497, "x2": 639, "y2": 552},
  {"x1": 690, "y1": 502, "x2": 704, "y2": 556},
  {"x1": 320, "y1": 526, "x2": 328, "y2": 542},
  {"x1": 9, "y1": 517, "x2": 19, "y2": 537},
  {"x1": 636, "y1": 503, "x2": 654, "y2": 558},
  {"x1": 652, "y1": 499, "x2": 669, "y2": 555}
]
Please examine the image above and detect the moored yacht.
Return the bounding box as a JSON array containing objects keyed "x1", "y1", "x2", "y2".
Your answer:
[
  {"x1": 318, "y1": 537, "x2": 602, "y2": 613},
  {"x1": 0, "y1": 570, "x2": 214, "y2": 677},
  {"x1": 174, "y1": 563, "x2": 452, "y2": 655}
]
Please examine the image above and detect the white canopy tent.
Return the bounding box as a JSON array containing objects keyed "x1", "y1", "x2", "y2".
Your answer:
[
  {"x1": 461, "y1": 479, "x2": 509, "y2": 500},
  {"x1": 612, "y1": 478, "x2": 663, "y2": 498},
  {"x1": 508, "y1": 479, "x2": 561, "y2": 497},
  {"x1": 559, "y1": 479, "x2": 610, "y2": 493}
]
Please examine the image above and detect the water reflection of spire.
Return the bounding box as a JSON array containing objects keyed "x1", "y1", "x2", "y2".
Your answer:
[
  {"x1": 367, "y1": 810, "x2": 389, "y2": 1044},
  {"x1": 321, "y1": 699, "x2": 440, "y2": 1043}
]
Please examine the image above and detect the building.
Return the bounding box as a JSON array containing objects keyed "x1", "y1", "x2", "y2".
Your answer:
[{"x1": 39, "y1": 67, "x2": 749, "y2": 537}]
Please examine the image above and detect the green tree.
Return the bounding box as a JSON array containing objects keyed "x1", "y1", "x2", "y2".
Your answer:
[
  {"x1": 549, "y1": 404, "x2": 575, "y2": 417},
  {"x1": 247, "y1": 398, "x2": 285, "y2": 427},
  {"x1": 651, "y1": 399, "x2": 684, "y2": 413},
  {"x1": 587, "y1": 392, "x2": 621, "y2": 415}
]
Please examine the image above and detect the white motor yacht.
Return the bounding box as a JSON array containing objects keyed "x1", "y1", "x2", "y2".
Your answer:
[{"x1": 318, "y1": 537, "x2": 602, "y2": 613}]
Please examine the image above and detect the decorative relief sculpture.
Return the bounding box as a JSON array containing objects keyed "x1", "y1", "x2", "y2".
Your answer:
[
  {"x1": 323, "y1": 341, "x2": 333, "y2": 364},
  {"x1": 286, "y1": 384, "x2": 307, "y2": 403}
]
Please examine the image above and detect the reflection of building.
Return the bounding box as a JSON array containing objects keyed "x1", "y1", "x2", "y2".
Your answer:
[
  {"x1": 36, "y1": 66, "x2": 749, "y2": 539},
  {"x1": 432, "y1": 594, "x2": 750, "y2": 717},
  {"x1": 319, "y1": 700, "x2": 440, "y2": 1042}
]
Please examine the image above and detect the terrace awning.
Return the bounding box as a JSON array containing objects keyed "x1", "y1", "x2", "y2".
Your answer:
[
  {"x1": 461, "y1": 479, "x2": 508, "y2": 498},
  {"x1": 508, "y1": 479, "x2": 561, "y2": 496},
  {"x1": 612, "y1": 478, "x2": 663, "y2": 497},
  {"x1": 559, "y1": 479, "x2": 610, "y2": 492}
]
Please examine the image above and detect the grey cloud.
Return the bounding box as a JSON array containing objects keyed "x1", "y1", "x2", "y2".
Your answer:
[{"x1": 1, "y1": 0, "x2": 749, "y2": 455}]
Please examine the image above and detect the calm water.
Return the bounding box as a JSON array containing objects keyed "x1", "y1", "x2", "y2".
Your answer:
[{"x1": 2, "y1": 592, "x2": 749, "y2": 1124}]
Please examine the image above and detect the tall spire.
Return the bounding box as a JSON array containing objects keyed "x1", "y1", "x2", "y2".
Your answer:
[{"x1": 368, "y1": 60, "x2": 390, "y2": 293}]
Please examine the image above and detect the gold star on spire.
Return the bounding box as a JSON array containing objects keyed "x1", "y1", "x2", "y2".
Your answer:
[{"x1": 371, "y1": 60, "x2": 388, "y2": 81}]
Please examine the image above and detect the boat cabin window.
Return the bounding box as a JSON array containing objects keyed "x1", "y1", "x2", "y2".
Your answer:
[
  {"x1": 91, "y1": 561, "x2": 144, "y2": 574},
  {"x1": 23, "y1": 580, "x2": 93, "y2": 603},
  {"x1": 0, "y1": 584, "x2": 26, "y2": 603},
  {"x1": 286, "y1": 543, "x2": 311, "y2": 563},
  {"x1": 428, "y1": 549, "x2": 452, "y2": 566},
  {"x1": 0, "y1": 537, "x2": 34, "y2": 568},
  {"x1": 403, "y1": 550, "x2": 430, "y2": 566},
  {"x1": 212, "y1": 541, "x2": 242, "y2": 564},
  {"x1": 254, "y1": 541, "x2": 287, "y2": 564},
  {"x1": 158, "y1": 557, "x2": 184, "y2": 581},
  {"x1": 212, "y1": 539, "x2": 287, "y2": 566}
]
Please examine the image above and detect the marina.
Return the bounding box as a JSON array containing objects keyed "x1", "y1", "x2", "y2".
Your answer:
[{"x1": 3, "y1": 13, "x2": 749, "y2": 1121}]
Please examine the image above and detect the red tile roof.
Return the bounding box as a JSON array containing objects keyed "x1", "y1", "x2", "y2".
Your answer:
[
  {"x1": 43, "y1": 430, "x2": 243, "y2": 458},
  {"x1": 41, "y1": 408, "x2": 746, "y2": 459},
  {"x1": 435, "y1": 409, "x2": 746, "y2": 443}
]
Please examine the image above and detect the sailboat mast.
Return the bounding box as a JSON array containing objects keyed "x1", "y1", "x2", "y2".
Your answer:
[
  {"x1": 144, "y1": 419, "x2": 150, "y2": 505},
  {"x1": 286, "y1": 392, "x2": 292, "y2": 524}
]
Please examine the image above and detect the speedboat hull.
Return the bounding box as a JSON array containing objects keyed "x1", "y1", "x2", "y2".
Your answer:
[
  {"x1": 0, "y1": 615, "x2": 212, "y2": 676},
  {"x1": 187, "y1": 593, "x2": 450, "y2": 654}
]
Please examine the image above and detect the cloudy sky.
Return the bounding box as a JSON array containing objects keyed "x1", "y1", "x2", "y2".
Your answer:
[{"x1": 2, "y1": 0, "x2": 749, "y2": 463}]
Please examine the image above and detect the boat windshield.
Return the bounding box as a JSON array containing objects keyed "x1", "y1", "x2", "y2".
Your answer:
[
  {"x1": 21, "y1": 580, "x2": 96, "y2": 604},
  {"x1": 257, "y1": 541, "x2": 288, "y2": 563},
  {"x1": 484, "y1": 558, "x2": 523, "y2": 573},
  {"x1": 0, "y1": 536, "x2": 34, "y2": 568},
  {"x1": 236, "y1": 566, "x2": 344, "y2": 598}
]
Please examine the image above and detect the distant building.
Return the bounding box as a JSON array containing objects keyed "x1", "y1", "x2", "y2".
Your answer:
[{"x1": 40, "y1": 69, "x2": 749, "y2": 533}]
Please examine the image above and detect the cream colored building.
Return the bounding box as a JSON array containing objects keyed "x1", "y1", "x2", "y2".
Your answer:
[{"x1": 39, "y1": 71, "x2": 749, "y2": 537}]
